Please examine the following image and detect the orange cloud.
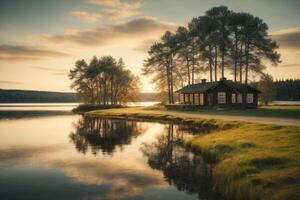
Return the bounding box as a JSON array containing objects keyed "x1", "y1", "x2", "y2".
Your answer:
[
  {"x1": 73, "y1": 0, "x2": 142, "y2": 22},
  {"x1": 86, "y1": 0, "x2": 142, "y2": 10},
  {"x1": 41, "y1": 17, "x2": 176, "y2": 47},
  {"x1": 0, "y1": 44, "x2": 70, "y2": 61},
  {"x1": 272, "y1": 27, "x2": 300, "y2": 52},
  {"x1": 72, "y1": 9, "x2": 140, "y2": 22}
]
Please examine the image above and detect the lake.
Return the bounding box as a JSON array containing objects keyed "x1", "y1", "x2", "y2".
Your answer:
[{"x1": 0, "y1": 105, "x2": 221, "y2": 200}]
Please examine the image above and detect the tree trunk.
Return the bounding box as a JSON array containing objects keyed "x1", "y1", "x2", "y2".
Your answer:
[
  {"x1": 239, "y1": 42, "x2": 243, "y2": 83},
  {"x1": 221, "y1": 24, "x2": 225, "y2": 79},
  {"x1": 166, "y1": 65, "x2": 171, "y2": 104},
  {"x1": 110, "y1": 75, "x2": 114, "y2": 105},
  {"x1": 191, "y1": 44, "x2": 195, "y2": 84},
  {"x1": 170, "y1": 56, "x2": 174, "y2": 104},
  {"x1": 209, "y1": 45, "x2": 213, "y2": 82},
  {"x1": 187, "y1": 58, "x2": 190, "y2": 85},
  {"x1": 243, "y1": 37, "x2": 250, "y2": 109},
  {"x1": 234, "y1": 33, "x2": 238, "y2": 82},
  {"x1": 214, "y1": 45, "x2": 218, "y2": 81}
]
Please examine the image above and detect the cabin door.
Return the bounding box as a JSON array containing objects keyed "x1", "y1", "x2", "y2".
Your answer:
[{"x1": 207, "y1": 93, "x2": 213, "y2": 106}]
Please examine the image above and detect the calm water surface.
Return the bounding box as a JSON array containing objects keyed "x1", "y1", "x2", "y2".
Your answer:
[{"x1": 0, "y1": 105, "x2": 220, "y2": 200}]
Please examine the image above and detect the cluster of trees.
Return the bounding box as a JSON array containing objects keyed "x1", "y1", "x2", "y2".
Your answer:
[
  {"x1": 69, "y1": 56, "x2": 140, "y2": 105},
  {"x1": 275, "y1": 79, "x2": 300, "y2": 101},
  {"x1": 253, "y1": 77, "x2": 300, "y2": 105},
  {"x1": 143, "y1": 6, "x2": 280, "y2": 103}
]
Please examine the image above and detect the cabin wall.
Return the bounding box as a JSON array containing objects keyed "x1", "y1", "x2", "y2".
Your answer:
[
  {"x1": 209, "y1": 84, "x2": 235, "y2": 107},
  {"x1": 176, "y1": 82, "x2": 259, "y2": 108}
]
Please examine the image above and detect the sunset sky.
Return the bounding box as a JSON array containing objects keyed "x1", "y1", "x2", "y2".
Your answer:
[{"x1": 0, "y1": 0, "x2": 299, "y2": 92}]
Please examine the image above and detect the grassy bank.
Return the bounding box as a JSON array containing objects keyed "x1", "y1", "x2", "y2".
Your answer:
[
  {"x1": 87, "y1": 107, "x2": 300, "y2": 200},
  {"x1": 187, "y1": 124, "x2": 300, "y2": 200},
  {"x1": 72, "y1": 104, "x2": 125, "y2": 113},
  {"x1": 87, "y1": 107, "x2": 240, "y2": 129}
]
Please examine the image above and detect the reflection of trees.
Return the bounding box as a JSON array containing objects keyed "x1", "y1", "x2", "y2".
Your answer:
[
  {"x1": 70, "y1": 117, "x2": 143, "y2": 155},
  {"x1": 141, "y1": 123, "x2": 218, "y2": 200}
]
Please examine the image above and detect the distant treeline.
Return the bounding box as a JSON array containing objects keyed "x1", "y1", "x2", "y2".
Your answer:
[
  {"x1": 0, "y1": 89, "x2": 78, "y2": 103},
  {"x1": 275, "y1": 79, "x2": 300, "y2": 101},
  {"x1": 0, "y1": 89, "x2": 157, "y2": 103}
]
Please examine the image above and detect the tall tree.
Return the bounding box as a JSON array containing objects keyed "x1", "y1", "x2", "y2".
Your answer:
[
  {"x1": 143, "y1": 31, "x2": 178, "y2": 104},
  {"x1": 240, "y1": 13, "x2": 280, "y2": 107},
  {"x1": 175, "y1": 26, "x2": 193, "y2": 85},
  {"x1": 206, "y1": 6, "x2": 232, "y2": 80}
]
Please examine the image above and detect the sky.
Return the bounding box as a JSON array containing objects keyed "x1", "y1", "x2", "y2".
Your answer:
[{"x1": 0, "y1": 0, "x2": 299, "y2": 92}]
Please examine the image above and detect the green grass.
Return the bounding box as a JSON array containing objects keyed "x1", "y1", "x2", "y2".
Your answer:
[
  {"x1": 72, "y1": 104, "x2": 126, "y2": 113},
  {"x1": 170, "y1": 105, "x2": 300, "y2": 119},
  {"x1": 87, "y1": 107, "x2": 240, "y2": 129},
  {"x1": 186, "y1": 123, "x2": 300, "y2": 200}
]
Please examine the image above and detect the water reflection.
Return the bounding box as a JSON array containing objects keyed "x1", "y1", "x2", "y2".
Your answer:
[
  {"x1": 70, "y1": 117, "x2": 144, "y2": 155},
  {"x1": 0, "y1": 112, "x2": 221, "y2": 200},
  {"x1": 0, "y1": 110, "x2": 73, "y2": 119},
  {"x1": 141, "y1": 123, "x2": 220, "y2": 200},
  {"x1": 70, "y1": 117, "x2": 220, "y2": 199}
]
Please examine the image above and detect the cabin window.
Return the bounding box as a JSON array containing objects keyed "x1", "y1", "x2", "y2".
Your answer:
[
  {"x1": 184, "y1": 94, "x2": 189, "y2": 104},
  {"x1": 232, "y1": 93, "x2": 236, "y2": 104},
  {"x1": 237, "y1": 93, "x2": 242, "y2": 103},
  {"x1": 194, "y1": 93, "x2": 199, "y2": 105},
  {"x1": 200, "y1": 93, "x2": 204, "y2": 105},
  {"x1": 217, "y1": 92, "x2": 226, "y2": 104},
  {"x1": 247, "y1": 93, "x2": 254, "y2": 104},
  {"x1": 190, "y1": 94, "x2": 194, "y2": 104},
  {"x1": 180, "y1": 94, "x2": 184, "y2": 104}
]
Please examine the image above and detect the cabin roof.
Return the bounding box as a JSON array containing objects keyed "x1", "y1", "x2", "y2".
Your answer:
[{"x1": 176, "y1": 79, "x2": 261, "y2": 93}]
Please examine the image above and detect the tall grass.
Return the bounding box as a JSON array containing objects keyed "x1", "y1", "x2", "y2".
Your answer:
[{"x1": 187, "y1": 124, "x2": 300, "y2": 200}]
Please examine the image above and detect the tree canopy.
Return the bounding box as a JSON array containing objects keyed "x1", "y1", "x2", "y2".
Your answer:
[{"x1": 69, "y1": 56, "x2": 140, "y2": 105}]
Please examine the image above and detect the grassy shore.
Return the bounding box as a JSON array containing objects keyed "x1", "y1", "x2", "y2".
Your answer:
[
  {"x1": 87, "y1": 107, "x2": 300, "y2": 200},
  {"x1": 187, "y1": 124, "x2": 300, "y2": 200},
  {"x1": 72, "y1": 104, "x2": 125, "y2": 113}
]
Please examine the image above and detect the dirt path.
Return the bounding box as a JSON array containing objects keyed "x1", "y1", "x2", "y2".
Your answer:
[{"x1": 163, "y1": 110, "x2": 300, "y2": 126}]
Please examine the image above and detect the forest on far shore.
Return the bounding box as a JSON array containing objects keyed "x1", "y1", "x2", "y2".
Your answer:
[{"x1": 0, "y1": 89, "x2": 157, "y2": 103}]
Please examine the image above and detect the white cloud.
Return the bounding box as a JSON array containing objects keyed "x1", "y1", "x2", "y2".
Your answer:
[{"x1": 73, "y1": 0, "x2": 142, "y2": 22}]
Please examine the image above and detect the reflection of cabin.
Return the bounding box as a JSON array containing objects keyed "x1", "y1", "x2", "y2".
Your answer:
[{"x1": 175, "y1": 78, "x2": 260, "y2": 108}]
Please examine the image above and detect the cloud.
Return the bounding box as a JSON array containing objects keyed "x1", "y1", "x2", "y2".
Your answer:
[
  {"x1": 0, "y1": 145, "x2": 166, "y2": 199},
  {"x1": 0, "y1": 81, "x2": 21, "y2": 85},
  {"x1": 41, "y1": 17, "x2": 176, "y2": 47},
  {"x1": 73, "y1": 0, "x2": 142, "y2": 22},
  {"x1": 279, "y1": 63, "x2": 300, "y2": 68},
  {"x1": 32, "y1": 66, "x2": 68, "y2": 76},
  {"x1": 0, "y1": 145, "x2": 63, "y2": 165},
  {"x1": 133, "y1": 39, "x2": 157, "y2": 52},
  {"x1": 45, "y1": 158, "x2": 166, "y2": 199},
  {"x1": 86, "y1": 0, "x2": 142, "y2": 10},
  {"x1": 0, "y1": 44, "x2": 70, "y2": 61},
  {"x1": 272, "y1": 27, "x2": 300, "y2": 52},
  {"x1": 72, "y1": 9, "x2": 140, "y2": 22}
]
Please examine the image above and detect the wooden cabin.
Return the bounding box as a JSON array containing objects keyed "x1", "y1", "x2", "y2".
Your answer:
[{"x1": 175, "y1": 78, "x2": 260, "y2": 108}]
